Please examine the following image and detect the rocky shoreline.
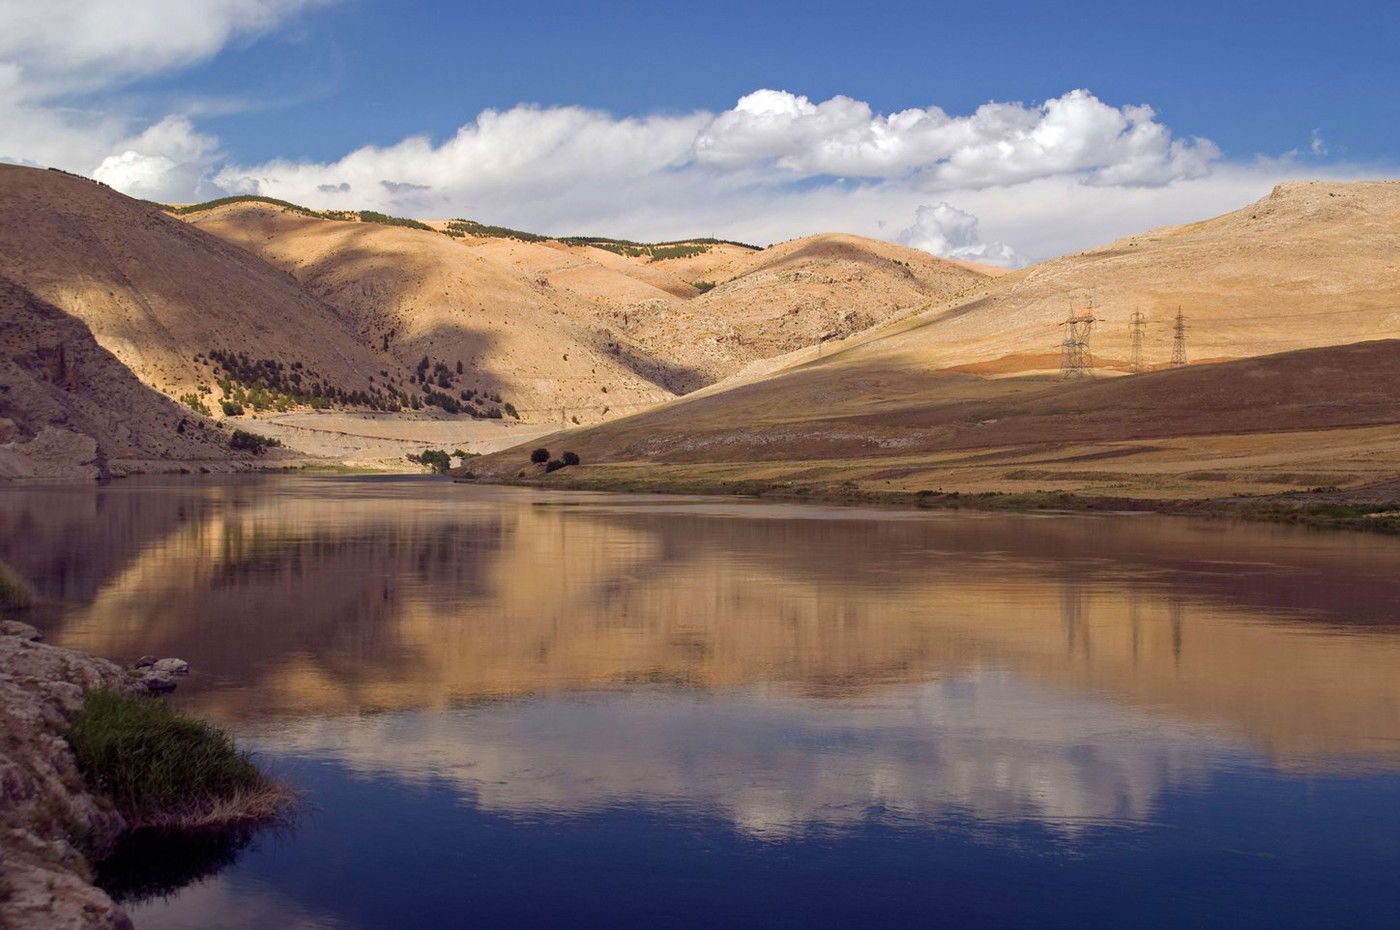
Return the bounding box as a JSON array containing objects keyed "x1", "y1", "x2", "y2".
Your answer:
[{"x1": 0, "y1": 623, "x2": 187, "y2": 930}]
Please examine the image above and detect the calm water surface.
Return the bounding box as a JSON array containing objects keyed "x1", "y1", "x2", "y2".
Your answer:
[{"x1": 3, "y1": 476, "x2": 1400, "y2": 928}]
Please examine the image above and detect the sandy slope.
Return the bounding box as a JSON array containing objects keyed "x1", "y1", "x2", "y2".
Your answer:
[
  {"x1": 0, "y1": 276, "x2": 263, "y2": 478},
  {"x1": 188, "y1": 205, "x2": 994, "y2": 397},
  {"x1": 231, "y1": 412, "x2": 556, "y2": 469},
  {"x1": 187, "y1": 204, "x2": 686, "y2": 414},
  {"x1": 0, "y1": 166, "x2": 390, "y2": 404},
  {"x1": 603, "y1": 233, "x2": 992, "y2": 389},
  {"x1": 472, "y1": 335, "x2": 1400, "y2": 496},
  {"x1": 807, "y1": 180, "x2": 1400, "y2": 379},
  {"x1": 465, "y1": 181, "x2": 1400, "y2": 498}
]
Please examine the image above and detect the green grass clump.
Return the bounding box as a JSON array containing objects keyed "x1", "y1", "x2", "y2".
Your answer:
[
  {"x1": 67, "y1": 690, "x2": 288, "y2": 830},
  {"x1": 179, "y1": 393, "x2": 211, "y2": 417},
  {"x1": 0, "y1": 561, "x2": 36, "y2": 608}
]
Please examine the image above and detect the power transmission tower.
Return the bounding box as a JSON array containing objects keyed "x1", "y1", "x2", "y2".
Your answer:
[
  {"x1": 1129, "y1": 308, "x2": 1147, "y2": 373},
  {"x1": 1059, "y1": 298, "x2": 1100, "y2": 378},
  {"x1": 1170, "y1": 308, "x2": 1188, "y2": 367}
]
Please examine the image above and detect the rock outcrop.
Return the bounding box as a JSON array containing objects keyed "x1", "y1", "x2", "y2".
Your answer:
[{"x1": 0, "y1": 627, "x2": 138, "y2": 930}]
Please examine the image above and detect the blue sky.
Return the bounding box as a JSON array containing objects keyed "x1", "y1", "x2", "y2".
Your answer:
[
  {"x1": 2, "y1": 0, "x2": 1395, "y2": 262},
  {"x1": 155, "y1": 0, "x2": 1400, "y2": 163}
]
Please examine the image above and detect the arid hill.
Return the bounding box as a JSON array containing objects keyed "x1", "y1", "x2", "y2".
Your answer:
[
  {"x1": 472, "y1": 180, "x2": 1400, "y2": 499},
  {"x1": 472, "y1": 334, "x2": 1400, "y2": 499},
  {"x1": 185, "y1": 202, "x2": 993, "y2": 399},
  {"x1": 0, "y1": 276, "x2": 252, "y2": 478},
  {"x1": 601, "y1": 233, "x2": 992, "y2": 389},
  {"x1": 5, "y1": 165, "x2": 1397, "y2": 488},
  {"x1": 185, "y1": 203, "x2": 684, "y2": 417},
  {"x1": 805, "y1": 180, "x2": 1400, "y2": 379},
  {"x1": 0, "y1": 165, "x2": 392, "y2": 410}
]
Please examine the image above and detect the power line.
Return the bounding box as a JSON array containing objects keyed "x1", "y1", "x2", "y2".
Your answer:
[
  {"x1": 1170, "y1": 308, "x2": 1188, "y2": 368},
  {"x1": 1059, "y1": 297, "x2": 1100, "y2": 379},
  {"x1": 1129, "y1": 308, "x2": 1147, "y2": 373}
]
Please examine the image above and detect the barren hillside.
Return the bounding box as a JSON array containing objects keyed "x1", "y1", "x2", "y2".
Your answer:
[
  {"x1": 0, "y1": 276, "x2": 259, "y2": 478},
  {"x1": 471, "y1": 181, "x2": 1400, "y2": 499},
  {"x1": 473, "y1": 337, "x2": 1400, "y2": 500},
  {"x1": 188, "y1": 203, "x2": 689, "y2": 418},
  {"x1": 824, "y1": 180, "x2": 1400, "y2": 378},
  {"x1": 605, "y1": 233, "x2": 992, "y2": 387},
  {"x1": 0, "y1": 165, "x2": 393, "y2": 409},
  {"x1": 188, "y1": 204, "x2": 994, "y2": 397}
]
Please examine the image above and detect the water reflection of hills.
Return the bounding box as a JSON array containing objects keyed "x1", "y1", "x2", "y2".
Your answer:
[{"x1": 6, "y1": 478, "x2": 1400, "y2": 763}]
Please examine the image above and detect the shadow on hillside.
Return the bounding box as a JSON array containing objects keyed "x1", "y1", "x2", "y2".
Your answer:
[
  {"x1": 0, "y1": 275, "x2": 236, "y2": 471},
  {"x1": 298, "y1": 223, "x2": 709, "y2": 399},
  {"x1": 554, "y1": 338, "x2": 1400, "y2": 462}
]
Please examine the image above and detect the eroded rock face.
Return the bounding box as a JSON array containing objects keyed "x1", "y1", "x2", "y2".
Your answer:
[{"x1": 0, "y1": 629, "x2": 140, "y2": 930}]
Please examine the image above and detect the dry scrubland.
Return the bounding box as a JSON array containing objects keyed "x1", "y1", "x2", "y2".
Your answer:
[
  {"x1": 0, "y1": 163, "x2": 994, "y2": 473},
  {"x1": 470, "y1": 181, "x2": 1400, "y2": 513},
  {"x1": 0, "y1": 161, "x2": 1397, "y2": 506}
]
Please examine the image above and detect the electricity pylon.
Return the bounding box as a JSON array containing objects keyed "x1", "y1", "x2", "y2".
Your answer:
[
  {"x1": 1059, "y1": 298, "x2": 1100, "y2": 378},
  {"x1": 1170, "y1": 308, "x2": 1188, "y2": 368},
  {"x1": 1129, "y1": 308, "x2": 1147, "y2": 373}
]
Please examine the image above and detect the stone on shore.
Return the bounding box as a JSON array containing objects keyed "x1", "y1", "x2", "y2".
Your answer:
[
  {"x1": 0, "y1": 626, "x2": 142, "y2": 930},
  {"x1": 0, "y1": 619, "x2": 42, "y2": 641}
]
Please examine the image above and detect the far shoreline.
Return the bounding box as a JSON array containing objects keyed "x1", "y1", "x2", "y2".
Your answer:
[
  {"x1": 461, "y1": 468, "x2": 1400, "y2": 536},
  {"x1": 6, "y1": 465, "x2": 1398, "y2": 536}
]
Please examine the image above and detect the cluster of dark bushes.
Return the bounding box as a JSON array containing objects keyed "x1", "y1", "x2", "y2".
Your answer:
[
  {"x1": 557, "y1": 236, "x2": 759, "y2": 260},
  {"x1": 170, "y1": 197, "x2": 432, "y2": 234},
  {"x1": 407, "y1": 448, "x2": 477, "y2": 474},
  {"x1": 357, "y1": 210, "x2": 433, "y2": 232},
  {"x1": 531, "y1": 448, "x2": 581, "y2": 473},
  {"x1": 171, "y1": 195, "x2": 323, "y2": 218},
  {"x1": 444, "y1": 219, "x2": 547, "y2": 242},
  {"x1": 203, "y1": 350, "x2": 400, "y2": 413},
  {"x1": 441, "y1": 220, "x2": 760, "y2": 260},
  {"x1": 47, "y1": 166, "x2": 111, "y2": 189},
  {"x1": 410, "y1": 356, "x2": 518, "y2": 418},
  {"x1": 228, "y1": 429, "x2": 282, "y2": 455},
  {"x1": 179, "y1": 392, "x2": 211, "y2": 416}
]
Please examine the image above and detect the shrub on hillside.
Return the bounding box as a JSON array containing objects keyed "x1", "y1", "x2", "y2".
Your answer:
[
  {"x1": 530, "y1": 448, "x2": 550, "y2": 464},
  {"x1": 406, "y1": 449, "x2": 452, "y2": 474},
  {"x1": 562, "y1": 451, "x2": 580, "y2": 467},
  {"x1": 545, "y1": 459, "x2": 566, "y2": 473},
  {"x1": 228, "y1": 430, "x2": 281, "y2": 455}
]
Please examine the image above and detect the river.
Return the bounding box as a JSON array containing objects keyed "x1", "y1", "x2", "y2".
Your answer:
[{"x1": 3, "y1": 476, "x2": 1399, "y2": 928}]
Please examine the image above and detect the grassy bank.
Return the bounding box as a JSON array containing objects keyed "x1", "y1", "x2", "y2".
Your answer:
[
  {"x1": 67, "y1": 689, "x2": 293, "y2": 831},
  {"x1": 0, "y1": 561, "x2": 36, "y2": 608},
  {"x1": 481, "y1": 470, "x2": 1400, "y2": 535}
]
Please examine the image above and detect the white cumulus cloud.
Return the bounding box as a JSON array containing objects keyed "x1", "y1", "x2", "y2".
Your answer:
[
  {"x1": 0, "y1": 3, "x2": 1381, "y2": 264},
  {"x1": 897, "y1": 203, "x2": 1025, "y2": 268},
  {"x1": 0, "y1": 0, "x2": 326, "y2": 171},
  {"x1": 0, "y1": 0, "x2": 328, "y2": 95},
  {"x1": 695, "y1": 88, "x2": 1219, "y2": 188},
  {"x1": 202, "y1": 88, "x2": 1248, "y2": 260},
  {"x1": 92, "y1": 116, "x2": 223, "y2": 201}
]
